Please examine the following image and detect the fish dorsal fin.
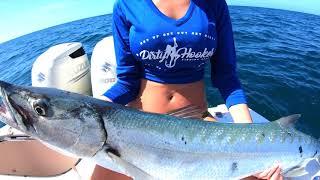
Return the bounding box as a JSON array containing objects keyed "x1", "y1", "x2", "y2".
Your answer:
[
  {"x1": 166, "y1": 105, "x2": 204, "y2": 119},
  {"x1": 276, "y1": 114, "x2": 301, "y2": 128},
  {"x1": 107, "y1": 152, "x2": 155, "y2": 180}
]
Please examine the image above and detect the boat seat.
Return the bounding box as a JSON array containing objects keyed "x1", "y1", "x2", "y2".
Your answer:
[{"x1": 0, "y1": 125, "x2": 80, "y2": 177}]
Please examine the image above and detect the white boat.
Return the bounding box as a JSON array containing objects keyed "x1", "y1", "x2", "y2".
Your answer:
[{"x1": 1, "y1": 37, "x2": 309, "y2": 180}]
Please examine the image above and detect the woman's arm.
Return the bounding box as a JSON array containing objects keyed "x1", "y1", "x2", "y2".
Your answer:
[
  {"x1": 103, "y1": 1, "x2": 141, "y2": 105},
  {"x1": 209, "y1": 0, "x2": 251, "y2": 122},
  {"x1": 211, "y1": 0, "x2": 281, "y2": 179},
  {"x1": 229, "y1": 104, "x2": 252, "y2": 123}
]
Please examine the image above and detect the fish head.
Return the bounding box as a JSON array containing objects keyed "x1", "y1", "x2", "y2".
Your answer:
[{"x1": 0, "y1": 80, "x2": 106, "y2": 157}]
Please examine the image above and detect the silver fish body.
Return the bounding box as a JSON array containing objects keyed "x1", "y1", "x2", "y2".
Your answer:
[
  {"x1": 0, "y1": 81, "x2": 319, "y2": 179},
  {"x1": 104, "y1": 108, "x2": 320, "y2": 179}
]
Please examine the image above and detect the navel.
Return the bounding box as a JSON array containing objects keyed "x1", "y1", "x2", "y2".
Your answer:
[{"x1": 168, "y1": 94, "x2": 174, "y2": 101}]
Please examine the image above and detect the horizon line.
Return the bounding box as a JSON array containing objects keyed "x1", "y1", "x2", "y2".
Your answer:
[{"x1": 1, "y1": 5, "x2": 319, "y2": 44}]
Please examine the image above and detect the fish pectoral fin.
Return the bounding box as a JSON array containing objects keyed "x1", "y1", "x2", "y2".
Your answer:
[
  {"x1": 283, "y1": 165, "x2": 308, "y2": 177},
  {"x1": 283, "y1": 158, "x2": 320, "y2": 178},
  {"x1": 166, "y1": 105, "x2": 205, "y2": 119},
  {"x1": 107, "y1": 152, "x2": 156, "y2": 180}
]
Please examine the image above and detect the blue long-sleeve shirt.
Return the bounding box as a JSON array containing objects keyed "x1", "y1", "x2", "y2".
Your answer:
[{"x1": 104, "y1": 0, "x2": 247, "y2": 108}]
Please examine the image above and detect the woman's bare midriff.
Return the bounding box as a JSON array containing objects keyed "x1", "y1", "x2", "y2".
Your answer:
[{"x1": 127, "y1": 79, "x2": 208, "y2": 117}]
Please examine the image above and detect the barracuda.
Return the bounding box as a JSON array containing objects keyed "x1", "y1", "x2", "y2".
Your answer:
[{"x1": 0, "y1": 80, "x2": 319, "y2": 180}]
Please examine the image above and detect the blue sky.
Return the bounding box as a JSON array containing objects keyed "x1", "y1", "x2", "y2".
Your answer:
[{"x1": 0, "y1": 0, "x2": 319, "y2": 43}]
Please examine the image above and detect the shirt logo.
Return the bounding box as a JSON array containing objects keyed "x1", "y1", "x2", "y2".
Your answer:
[{"x1": 139, "y1": 37, "x2": 215, "y2": 68}]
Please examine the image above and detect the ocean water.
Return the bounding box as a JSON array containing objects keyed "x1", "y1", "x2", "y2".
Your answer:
[{"x1": 0, "y1": 6, "x2": 319, "y2": 131}]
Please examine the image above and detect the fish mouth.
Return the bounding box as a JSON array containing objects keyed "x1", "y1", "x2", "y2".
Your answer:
[
  {"x1": 0, "y1": 100, "x2": 9, "y2": 121},
  {"x1": 0, "y1": 86, "x2": 18, "y2": 126},
  {"x1": 0, "y1": 84, "x2": 37, "y2": 134}
]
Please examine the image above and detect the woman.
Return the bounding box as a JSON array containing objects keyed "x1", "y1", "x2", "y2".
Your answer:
[{"x1": 95, "y1": 0, "x2": 282, "y2": 179}]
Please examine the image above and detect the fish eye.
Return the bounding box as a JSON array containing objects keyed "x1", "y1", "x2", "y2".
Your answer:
[{"x1": 33, "y1": 99, "x2": 48, "y2": 116}]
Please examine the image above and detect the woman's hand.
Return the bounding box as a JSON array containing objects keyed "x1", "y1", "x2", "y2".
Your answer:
[
  {"x1": 242, "y1": 164, "x2": 283, "y2": 180},
  {"x1": 254, "y1": 164, "x2": 283, "y2": 180}
]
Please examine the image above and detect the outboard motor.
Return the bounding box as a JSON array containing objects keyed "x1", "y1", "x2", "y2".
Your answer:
[
  {"x1": 32, "y1": 43, "x2": 92, "y2": 95},
  {"x1": 90, "y1": 36, "x2": 117, "y2": 98}
]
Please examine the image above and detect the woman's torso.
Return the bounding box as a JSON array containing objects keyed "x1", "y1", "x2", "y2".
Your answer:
[{"x1": 119, "y1": 0, "x2": 217, "y2": 117}]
